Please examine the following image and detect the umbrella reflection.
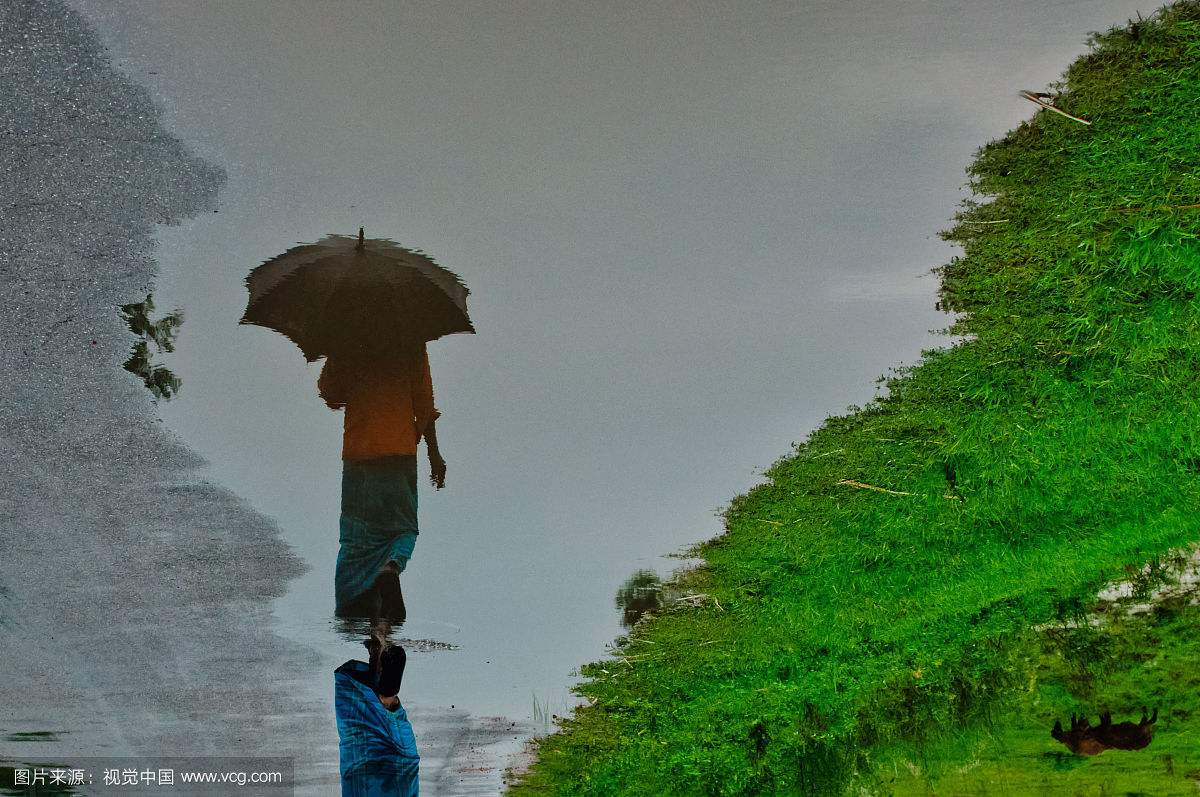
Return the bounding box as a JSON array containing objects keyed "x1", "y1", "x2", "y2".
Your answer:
[{"x1": 240, "y1": 228, "x2": 473, "y2": 362}]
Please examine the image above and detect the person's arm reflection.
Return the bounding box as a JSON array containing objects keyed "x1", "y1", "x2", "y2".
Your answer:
[
  {"x1": 412, "y1": 344, "x2": 445, "y2": 489},
  {"x1": 318, "y1": 356, "x2": 348, "y2": 410}
]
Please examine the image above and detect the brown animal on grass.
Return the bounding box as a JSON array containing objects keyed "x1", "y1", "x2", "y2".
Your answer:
[{"x1": 1051, "y1": 707, "x2": 1158, "y2": 756}]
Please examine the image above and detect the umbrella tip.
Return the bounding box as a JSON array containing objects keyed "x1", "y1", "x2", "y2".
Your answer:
[{"x1": 356, "y1": 227, "x2": 365, "y2": 250}]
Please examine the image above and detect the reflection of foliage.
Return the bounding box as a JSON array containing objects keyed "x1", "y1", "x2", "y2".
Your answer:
[
  {"x1": 3, "y1": 732, "x2": 59, "y2": 743},
  {"x1": 120, "y1": 294, "x2": 183, "y2": 400},
  {"x1": 614, "y1": 570, "x2": 663, "y2": 628},
  {"x1": 1122, "y1": 551, "x2": 1195, "y2": 603},
  {"x1": 1043, "y1": 624, "x2": 1115, "y2": 696},
  {"x1": 889, "y1": 572, "x2": 1200, "y2": 793}
]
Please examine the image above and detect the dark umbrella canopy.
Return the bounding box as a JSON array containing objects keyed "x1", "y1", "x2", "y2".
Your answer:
[{"x1": 240, "y1": 229, "x2": 474, "y2": 361}]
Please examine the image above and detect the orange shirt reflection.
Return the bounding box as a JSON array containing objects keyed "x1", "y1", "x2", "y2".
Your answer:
[{"x1": 318, "y1": 344, "x2": 440, "y2": 461}]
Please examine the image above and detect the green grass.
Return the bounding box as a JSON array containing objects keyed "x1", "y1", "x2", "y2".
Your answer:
[
  {"x1": 887, "y1": 551, "x2": 1200, "y2": 795},
  {"x1": 508, "y1": 3, "x2": 1200, "y2": 794}
]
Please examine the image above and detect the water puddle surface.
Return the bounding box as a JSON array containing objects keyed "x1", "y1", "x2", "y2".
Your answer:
[{"x1": 53, "y1": 0, "x2": 1161, "y2": 791}]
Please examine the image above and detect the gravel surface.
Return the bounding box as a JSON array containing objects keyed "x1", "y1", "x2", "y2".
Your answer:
[{"x1": 0, "y1": 2, "x2": 524, "y2": 792}]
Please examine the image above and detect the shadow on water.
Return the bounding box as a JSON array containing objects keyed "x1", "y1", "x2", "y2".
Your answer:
[{"x1": 119, "y1": 293, "x2": 183, "y2": 400}]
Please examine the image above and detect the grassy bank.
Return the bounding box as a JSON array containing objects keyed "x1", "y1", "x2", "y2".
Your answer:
[
  {"x1": 509, "y1": 4, "x2": 1200, "y2": 794},
  {"x1": 889, "y1": 550, "x2": 1200, "y2": 794}
]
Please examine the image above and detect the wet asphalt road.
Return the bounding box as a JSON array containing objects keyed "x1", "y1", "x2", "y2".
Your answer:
[{"x1": 0, "y1": 1, "x2": 522, "y2": 792}]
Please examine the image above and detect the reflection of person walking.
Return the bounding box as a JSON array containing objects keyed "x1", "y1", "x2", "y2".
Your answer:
[{"x1": 321, "y1": 341, "x2": 445, "y2": 617}]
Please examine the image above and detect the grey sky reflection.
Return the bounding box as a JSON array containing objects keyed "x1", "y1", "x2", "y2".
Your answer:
[{"x1": 75, "y1": 0, "x2": 1158, "y2": 723}]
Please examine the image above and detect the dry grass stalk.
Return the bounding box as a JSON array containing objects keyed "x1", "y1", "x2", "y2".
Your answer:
[
  {"x1": 837, "y1": 479, "x2": 963, "y2": 501},
  {"x1": 837, "y1": 479, "x2": 914, "y2": 496},
  {"x1": 1019, "y1": 90, "x2": 1092, "y2": 125}
]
